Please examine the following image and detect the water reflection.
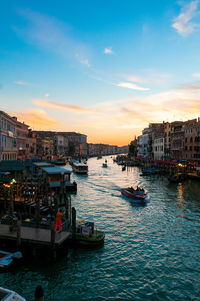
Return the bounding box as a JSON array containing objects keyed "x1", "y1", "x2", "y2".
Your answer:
[{"x1": 1, "y1": 156, "x2": 200, "y2": 300}]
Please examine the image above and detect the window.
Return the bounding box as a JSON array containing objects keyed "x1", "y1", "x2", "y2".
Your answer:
[{"x1": 190, "y1": 137, "x2": 193, "y2": 143}]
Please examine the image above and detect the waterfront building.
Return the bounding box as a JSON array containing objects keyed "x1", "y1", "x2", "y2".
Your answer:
[
  {"x1": 54, "y1": 134, "x2": 69, "y2": 157},
  {"x1": 27, "y1": 129, "x2": 37, "y2": 158},
  {"x1": 164, "y1": 122, "x2": 171, "y2": 159},
  {"x1": 60, "y1": 132, "x2": 87, "y2": 157},
  {"x1": 14, "y1": 117, "x2": 30, "y2": 161},
  {"x1": 0, "y1": 111, "x2": 17, "y2": 161},
  {"x1": 137, "y1": 132, "x2": 149, "y2": 158},
  {"x1": 184, "y1": 118, "x2": 200, "y2": 162},
  {"x1": 152, "y1": 137, "x2": 165, "y2": 160},
  {"x1": 170, "y1": 121, "x2": 185, "y2": 161},
  {"x1": 87, "y1": 143, "x2": 119, "y2": 157},
  {"x1": 33, "y1": 131, "x2": 55, "y2": 160}
]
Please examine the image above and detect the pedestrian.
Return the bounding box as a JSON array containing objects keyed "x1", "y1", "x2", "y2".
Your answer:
[{"x1": 55, "y1": 209, "x2": 63, "y2": 233}]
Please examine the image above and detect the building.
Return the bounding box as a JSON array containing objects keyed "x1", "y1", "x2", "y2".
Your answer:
[
  {"x1": 184, "y1": 118, "x2": 200, "y2": 162},
  {"x1": 0, "y1": 111, "x2": 17, "y2": 161},
  {"x1": 152, "y1": 137, "x2": 165, "y2": 160},
  {"x1": 137, "y1": 132, "x2": 149, "y2": 158},
  {"x1": 170, "y1": 121, "x2": 185, "y2": 160},
  {"x1": 14, "y1": 117, "x2": 30, "y2": 161},
  {"x1": 164, "y1": 122, "x2": 171, "y2": 159},
  {"x1": 54, "y1": 134, "x2": 69, "y2": 156}
]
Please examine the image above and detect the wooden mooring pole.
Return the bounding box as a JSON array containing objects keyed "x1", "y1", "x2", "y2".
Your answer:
[
  {"x1": 72, "y1": 207, "x2": 76, "y2": 239},
  {"x1": 16, "y1": 219, "x2": 22, "y2": 250},
  {"x1": 35, "y1": 284, "x2": 44, "y2": 301},
  {"x1": 50, "y1": 217, "x2": 56, "y2": 259}
]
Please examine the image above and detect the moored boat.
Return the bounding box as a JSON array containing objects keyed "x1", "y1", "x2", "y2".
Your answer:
[
  {"x1": 121, "y1": 187, "x2": 147, "y2": 204},
  {"x1": 0, "y1": 250, "x2": 23, "y2": 269},
  {"x1": 70, "y1": 220, "x2": 105, "y2": 248},
  {"x1": 0, "y1": 287, "x2": 26, "y2": 301}
]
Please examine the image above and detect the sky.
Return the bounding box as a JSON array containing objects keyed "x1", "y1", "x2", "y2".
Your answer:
[{"x1": 1, "y1": 0, "x2": 200, "y2": 146}]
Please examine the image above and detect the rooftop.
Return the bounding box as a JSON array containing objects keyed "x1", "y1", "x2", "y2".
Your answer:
[{"x1": 41, "y1": 166, "x2": 71, "y2": 174}]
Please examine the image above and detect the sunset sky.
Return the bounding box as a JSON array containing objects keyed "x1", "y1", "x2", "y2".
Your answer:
[{"x1": 1, "y1": 0, "x2": 200, "y2": 146}]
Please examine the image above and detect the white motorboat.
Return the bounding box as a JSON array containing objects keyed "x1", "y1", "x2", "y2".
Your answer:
[
  {"x1": 0, "y1": 287, "x2": 26, "y2": 301},
  {"x1": 72, "y1": 161, "x2": 88, "y2": 174}
]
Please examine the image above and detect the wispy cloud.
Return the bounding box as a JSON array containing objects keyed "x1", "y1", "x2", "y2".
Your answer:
[
  {"x1": 104, "y1": 47, "x2": 113, "y2": 54},
  {"x1": 125, "y1": 75, "x2": 146, "y2": 83},
  {"x1": 116, "y1": 82, "x2": 150, "y2": 91},
  {"x1": 172, "y1": 0, "x2": 198, "y2": 36},
  {"x1": 12, "y1": 109, "x2": 59, "y2": 128},
  {"x1": 15, "y1": 9, "x2": 91, "y2": 67},
  {"x1": 192, "y1": 73, "x2": 200, "y2": 77},
  {"x1": 14, "y1": 80, "x2": 33, "y2": 86},
  {"x1": 33, "y1": 99, "x2": 96, "y2": 114}
]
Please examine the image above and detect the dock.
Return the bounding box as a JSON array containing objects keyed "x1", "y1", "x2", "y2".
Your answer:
[{"x1": 0, "y1": 224, "x2": 70, "y2": 246}]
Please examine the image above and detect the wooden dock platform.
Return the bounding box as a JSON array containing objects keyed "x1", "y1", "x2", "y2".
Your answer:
[{"x1": 0, "y1": 224, "x2": 70, "y2": 246}]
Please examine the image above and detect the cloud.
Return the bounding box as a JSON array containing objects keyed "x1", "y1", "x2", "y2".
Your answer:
[
  {"x1": 32, "y1": 99, "x2": 96, "y2": 114},
  {"x1": 44, "y1": 93, "x2": 50, "y2": 97},
  {"x1": 126, "y1": 75, "x2": 146, "y2": 83},
  {"x1": 172, "y1": 0, "x2": 198, "y2": 36},
  {"x1": 80, "y1": 59, "x2": 91, "y2": 67},
  {"x1": 15, "y1": 9, "x2": 91, "y2": 67},
  {"x1": 12, "y1": 109, "x2": 59, "y2": 128},
  {"x1": 192, "y1": 73, "x2": 200, "y2": 77},
  {"x1": 173, "y1": 81, "x2": 200, "y2": 90},
  {"x1": 104, "y1": 47, "x2": 113, "y2": 54},
  {"x1": 116, "y1": 82, "x2": 150, "y2": 91},
  {"x1": 14, "y1": 81, "x2": 32, "y2": 86}
]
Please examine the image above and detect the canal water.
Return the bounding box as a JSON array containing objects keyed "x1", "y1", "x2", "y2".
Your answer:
[{"x1": 1, "y1": 156, "x2": 200, "y2": 300}]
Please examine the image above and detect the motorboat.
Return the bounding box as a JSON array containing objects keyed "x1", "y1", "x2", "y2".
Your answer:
[
  {"x1": 0, "y1": 287, "x2": 26, "y2": 301},
  {"x1": 0, "y1": 250, "x2": 23, "y2": 269},
  {"x1": 72, "y1": 161, "x2": 88, "y2": 174},
  {"x1": 69, "y1": 220, "x2": 105, "y2": 248},
  {"x1": 121, "y1": 187, "x2": 147, "y2": 204},
  {"x1": 140, "y1": 168, "x2": 159, "y2": 176}
]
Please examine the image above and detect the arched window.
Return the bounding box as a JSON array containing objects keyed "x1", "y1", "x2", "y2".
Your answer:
[{"x1": 190, "y1": 136, "x2": 193, "y2": 143}]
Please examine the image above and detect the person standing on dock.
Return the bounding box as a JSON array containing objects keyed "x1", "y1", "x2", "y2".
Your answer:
[{"x1": 55, "y1": 209, "x2": 63, "y2": 233}]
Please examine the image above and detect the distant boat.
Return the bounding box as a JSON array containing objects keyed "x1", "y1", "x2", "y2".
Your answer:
[
  {"x1": 168, "y1": 173, "x2": 187, "y2": 183},
  {"x1": 0, "y1": 250, "x2": 23, "y2": 269},
  {"x1": 97, "y1": 155, "x2": 102, "y2": 159},
  {"x1": 72, "y1": 161, "x2": 88, "y2": 174},
  {"x1": 0, "y1": 287, "x2": 26, "y2": 301},
  {"x1": 122, "y1": 165, "x2": 126, "y2": 171},
  {"x1": 140, "y1": 168, "x2": 159, "y2": 176},
  {"x1": 102, "y1": 163, "x2": 107, "y2": 168}
]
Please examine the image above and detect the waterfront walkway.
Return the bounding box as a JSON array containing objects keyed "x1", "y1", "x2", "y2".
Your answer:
[{"x1": 0, "y1": 224, "x2": 70, "y2": 246}]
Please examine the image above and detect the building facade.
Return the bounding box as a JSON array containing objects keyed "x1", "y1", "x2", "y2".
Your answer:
[
  {"x1": 0, "y1": 111, "x2": 17, "y2": 161},
  {"x1": 152, "y1": 137, "x2": 165, "y2": 160},
  {"x1": 184, "y1": 119, "x2": 200, "y2": 162}
]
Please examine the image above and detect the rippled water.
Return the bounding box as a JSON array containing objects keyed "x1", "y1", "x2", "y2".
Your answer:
[{"x1": 1, "y1": 156, "x2": 200, "y2": 300}]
